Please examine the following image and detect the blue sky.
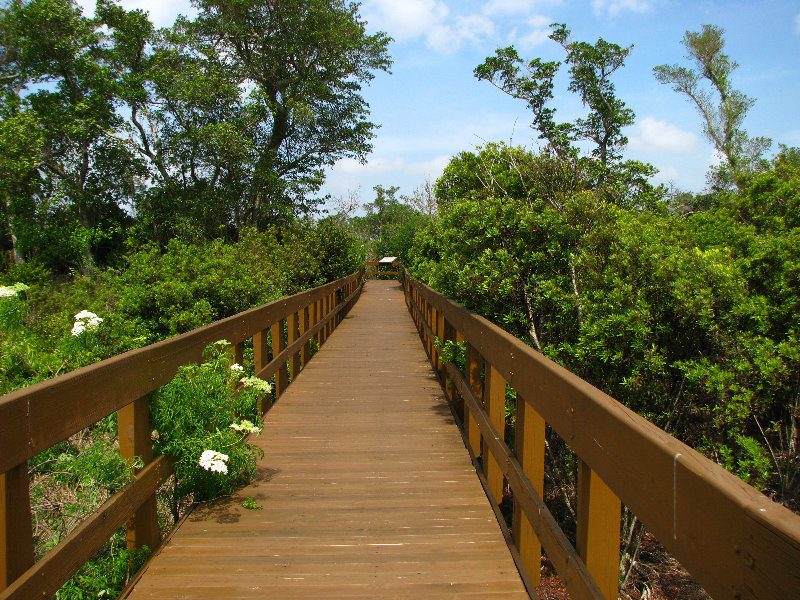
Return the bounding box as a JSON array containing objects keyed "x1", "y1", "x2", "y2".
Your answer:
[{"x1": 79, "y1": 0, "x2": 800, "y2": 208}]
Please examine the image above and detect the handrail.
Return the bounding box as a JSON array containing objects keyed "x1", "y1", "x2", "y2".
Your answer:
[
  {"x1": 364, "y1": 260, "x2": 399, "y2": 279},
  {"x1": 399, "y1": 267, "x2": 800, "y2": 600},
  {"x1": 0, "y1": 269, "x2": 365, "y2": 598}
]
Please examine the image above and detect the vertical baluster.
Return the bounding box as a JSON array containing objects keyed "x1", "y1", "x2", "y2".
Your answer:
[
  {"x1": 465, "y1": 343, "x2": 483, "y2": 458},
  {"x1": 577, "y1": 460, "x2": 621, "y2": 600},
  {"x1": 442, "y1": 320, "x2": 457, "y2": 402},
  {"x1": 300, "y1": 305, "x2": 310, "y2": 366},
  {"x1": 234, "y1": 341, "x2": 244, "y2": 367},
  {"x1": 513, "y1": 395, "x2": 546, "y2": 586},
  {"x1": 427, "y1": 304, "x2": 436, "y2": 362},
  {"x1": 484, "y1": 363, "x2": 506, "y2": 503},
  {"x1": 315, "y1": 298, "x2": 323, "y2": 344},
  {"x1": 271, "y1": 319, "x2": 288, "y2": 398},
  {"x1": 288, "y1": 311, "x2": 300, "y2": 380},
  {"x1": 310, "y1": 300, "x2": 319, "y2": 350},
  {"x1": 1, "y1": 463, "x2": 34, "y2": 591},
  {"x1": 253, "y1": 328, "x2": 270, "y2": 413},
  {"x1": 436, "y1": 311, "x2": 446, "y2": 381},
  {"x1": 118, "y1": 396, "x2": 160, "y2": 551}
]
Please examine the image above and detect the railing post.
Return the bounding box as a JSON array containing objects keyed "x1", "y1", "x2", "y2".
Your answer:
[
  {"x1": 436, "y1": 311, "x2": 446, "y2": 381},
  {"x1": 118, "y1": 396, "x2": 160, "y2": 551},
  {"x1": 234, "y1": 341, "x2": 244, "y2": 367},
  {"x1": 301, "y1": 305, "x2": 310, "y2": 366},
  {"x1": 427, "y1": 305, "x2": 436, "y2": 361},
  {"x1": 288, "y1": 311, "x2": 301, "y2": 380},
  {"x1": 271, "y1": 320, "x2": 288, "y2": 397},
  {"x1": 465, "y1": 343, "x2": 483, "y2": 457},
  {"x1": 253, "y1": 328, "x2": 270, "y2": 413},
  {"x1": 577, "y1": 460, "x2": 621, "y2": 600},
  {"x1": 1, "y1": 463, "x2": 34, "y2": 591},
  {"x1": 513, "y1": 395, "x2": 546, "y2": 586},
  {"x1": 484, "y1": 363, "x2": 506, "y2": 503}
]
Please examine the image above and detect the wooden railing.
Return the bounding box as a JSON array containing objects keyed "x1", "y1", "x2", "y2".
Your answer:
[
  {"x1": 364, "y1": 260, "x2": 399, "y2": 279},
  {"x1": 400, "y1": 268, "x2": 800, "y2": 600},
  {"x1": 0, "y1": 270, "x2": 364, "y2": 599}
]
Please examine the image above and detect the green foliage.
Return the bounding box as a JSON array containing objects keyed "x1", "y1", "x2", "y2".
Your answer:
[
  {"x1": 242, "y1": 497, "x2": 262, "y2": 511},
  {"x1": 411, "y1": 145, "x2": 800, "y2": 506},
  {"x1": 474, "y1": 23, "x2": 656, "y2": 205},
  {"x1": 0, "y1": 0, "x2": 390, "y2": 270},
  {"x1": 150, "y1": 341, "x2": 266, "y2": 501},
  {"x1": 654, "y1": 24, "x2": 771, "y2": 191},
  {"x1": 348, "y1": 185, "x2": 430, "y2": 264},
  {"x1": 57, "y1": 539, "x2": 150, "y2": 600}
]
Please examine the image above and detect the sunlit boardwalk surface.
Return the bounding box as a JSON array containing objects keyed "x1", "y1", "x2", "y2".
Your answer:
[{"x1": 124, "y1": 280, "x2": 529, "y2": 599}]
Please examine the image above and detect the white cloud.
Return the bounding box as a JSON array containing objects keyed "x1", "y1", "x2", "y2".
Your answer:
[
  {"x1": 76, "y1": 0, "x2": 195, "y2": 27},
  {"x1": 321, "y1": 154, "x2": 450, "y2": 201},
  {"x1": 363, "y1": 0, "x2": 554, "y2": 52},
  {"x1": 592, "y1": 0, "x2": 654, "y2": 17},
  {"x1": 651, "y1": 165, "x2": 680, "y2": 183},
  {"x1": 628, "y1": 117, "x2": 698, "y2": 154},
  {"x1": 483, "y1": 0, "x2": 542, "y2": 16},
  {"x1": 363, "y1": 0, "x2": 450, "y2": 42},
  {"x1": 515, "y1": 15, "x2": 553, "y2": 49},
  {"x1": 708, "y1": 149, "x2": 725, "y2": 167}
]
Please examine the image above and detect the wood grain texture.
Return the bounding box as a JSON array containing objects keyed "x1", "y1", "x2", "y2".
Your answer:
[
  {"x1": 407, "y1": 274, "x2": 800, "y2": 600},
  {"x1": 0, "y1": 272, "x2": 363, "y2": 473},
  {"x1": 0, "y1": 456, "x2": 174, "y2": 600},
  {"x1": 123, "y1": 281, "x2": 528, "y2": 600}
]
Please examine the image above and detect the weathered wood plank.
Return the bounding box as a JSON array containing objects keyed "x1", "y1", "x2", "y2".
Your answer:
[
  {"x1": 0, "y1": 456, "x2": 174, "y2": 600},
  {"x1": 0, "y1": 464, "x2": 34, "y2": 592},
  {"x1": 123, "y1": 281, "x2": 529, "y2": 600},
  {"x1": 118, "y1": 396, "x2": 160, "y2": 551},
  {"x1": 0, "y1": 272, "x2": 363, "y2": 473},
  {"x1": 409, "y1": 276, "x2": 800, "y2": 600}
]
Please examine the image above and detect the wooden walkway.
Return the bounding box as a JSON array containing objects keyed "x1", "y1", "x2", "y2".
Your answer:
[{"x1": 124, "y1": 280, "x2": 529, "y2": 599}]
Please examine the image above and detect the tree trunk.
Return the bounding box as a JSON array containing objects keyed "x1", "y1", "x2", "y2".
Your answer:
[{"x1": 3, "y1": 194, "x2": 24, "y2": 265}]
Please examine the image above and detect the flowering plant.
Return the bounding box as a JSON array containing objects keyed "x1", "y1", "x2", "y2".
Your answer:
[
  {"x1": 150, "y1": 340, "x2": 265, "y2": 501},
  {"x1": 71, "y1": 310, "x2": 104, "y2": 336}
]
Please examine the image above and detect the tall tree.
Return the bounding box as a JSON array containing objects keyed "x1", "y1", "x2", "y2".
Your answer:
[
  {"x1": 102, "y1": 0, "x2": 391, "y2": 240},
  {"x1": 474, "y1": 23, "x2": 653, "y2": 205},
  {"x1": 654, "y1": 24, "x2": 771, "y2": 191},
  {"x1": 0, "y1": 0, "x2": 139, "y2": 270},
  {"x1": 193, "y1": 0, "x2": 392, "y2": 229}
]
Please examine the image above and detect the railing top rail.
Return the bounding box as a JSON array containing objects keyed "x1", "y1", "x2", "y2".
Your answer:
[
  {"x1": 402, "y1": 268, "x2": 800, "y2": 600},
  {"x1": 0, "y1": 270, "x2": 364, "y2": 474}
]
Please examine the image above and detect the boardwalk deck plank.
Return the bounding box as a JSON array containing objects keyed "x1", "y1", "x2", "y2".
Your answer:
[{"x1": 124, "y1": 280, "x2": 529, "y2": 599}]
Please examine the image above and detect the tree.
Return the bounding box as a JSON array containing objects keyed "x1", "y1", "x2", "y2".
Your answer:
[
  {"x1": 0, "y1": 0, "x2": 142, "y2": 271},
  {"x1": 474, "y1": 24, "x2": 659, "y2": 209},
  {"x1": 100, "y1": 0, "x2": 391, "y2": 241},
  {"x1": 193, "y1": 0, "x2": 391, "y2": 229},
  {"x1": 654, "y1": 24, "x2": 771, "y2": 191},
  {"x1": 474, "y1": 23, "x2": 641, "y2": 194}
]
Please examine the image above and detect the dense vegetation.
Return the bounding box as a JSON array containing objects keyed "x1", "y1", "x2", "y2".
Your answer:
[
  {"x1": 400, "y1": 24, "x2": 800, "y2": 598},
  {"x1": 0, "y1": 0, "x2": 385, "y2": 596},
  {"x1": 0, "y1": 0, "x2": 390, "y2": 272},
  {"x1": 1, "y1": 4, "x2": 798, "y2": 598}
]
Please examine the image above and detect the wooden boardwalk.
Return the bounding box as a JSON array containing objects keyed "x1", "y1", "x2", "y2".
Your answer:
[{"x1": 124, "y1": 280, "x2": 529, "y2": 599}]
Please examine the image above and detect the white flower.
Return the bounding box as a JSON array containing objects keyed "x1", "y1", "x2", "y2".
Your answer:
[
  {"x1": 74, "y1": 310, "x2": 98, "y2": 320},
  {"x1": 240, "y1": 376, "x2": 273, "y2": 394},
  {"x1": 229, "y1": 420, "x2": 262, "y2": 435},
  {"x1": 0, "y1": 283, "x2": 28, "y2": 298},
  {"x1": 198, "y1": 449, "x2": 229, "y2": 474},
  {"x1": 230, "y1": 363, "x2": 244, "y2": 372},
  {"x1": 85, "y1": 316, "x2": 103, "y2": 330},
  {"x1": 72, "y1": 309, "x2": 103, "y2": 335}
]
